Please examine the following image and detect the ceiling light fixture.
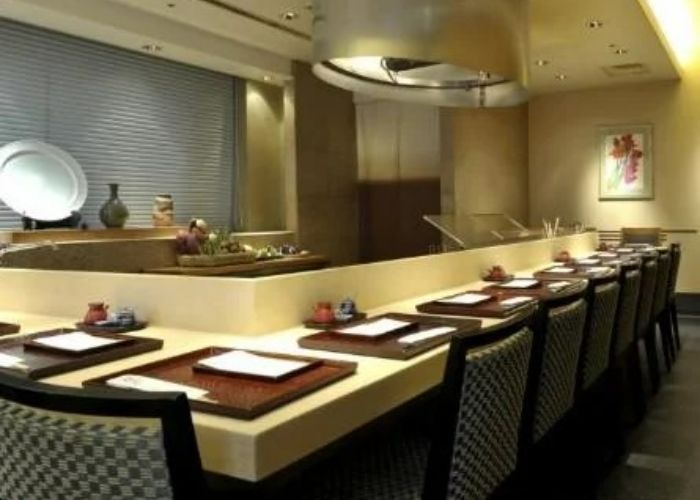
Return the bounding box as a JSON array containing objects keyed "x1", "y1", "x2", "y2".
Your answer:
[
  {"x1": 555, "y1": 73, "x2": 568, "y2": 80},
  {"x1": 535, "y1": 59, "x2": 550, "y2": 67},
  {"x1": 311, "y1": 0, "x2": 528, "y2": 108},
  {"x1": 587, "y1": 19, "x2": 604, "y2": 29},
  {"x1": 167, "y1": 2, "x2": 176, "y2": 7},
  {"x1": 263, "y1": 75, "x2": 272, "y2": 82},
  {"x1": 614, "y1": 48, "x2": 629, "y2": 55},
  {"x1": 141, "y1": 44, "x2": 162, "y2": 53},
  {"x1": 280, "y1": 11, "x2": 299, "y2": 21}
]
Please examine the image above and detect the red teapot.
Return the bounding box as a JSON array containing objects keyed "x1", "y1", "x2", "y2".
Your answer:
[
  {"x1": 312, "y1": 301, "x2": 335, "y2": 323},
  {"x1": 84, "y1": 302, "x2": 109, "y2": 325}
]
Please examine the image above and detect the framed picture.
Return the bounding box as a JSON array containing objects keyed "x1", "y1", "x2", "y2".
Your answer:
[{"x1": 599, "y1": 124, "x2": 653, "y2": 200}]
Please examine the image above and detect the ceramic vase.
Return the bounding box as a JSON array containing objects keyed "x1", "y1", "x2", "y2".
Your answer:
[
  {"x1": 152, "y1": 194, "x2": 174, "y2": 227},
  {"x1": 99, "y1": 183, "x2": 130, "y2": 228}
]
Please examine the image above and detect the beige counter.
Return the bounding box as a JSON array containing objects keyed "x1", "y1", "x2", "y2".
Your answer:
[{"x1": 0, "y1": 233, "x2": 597, "y2": 481}]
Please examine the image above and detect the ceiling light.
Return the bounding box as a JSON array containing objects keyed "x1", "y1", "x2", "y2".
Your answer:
[
  {"x1": 614, "y1": 48, "x2": 629, "y2": 55},
  {"x1": 141, "y1": 44, "x2": 162, "y2": 53},
  {"x1": 312, "y1": 0, "x2": 529, "y2": 108},
  {"x1": 263, "y1": 75, "x2": 272, "y2": 82},
  {"x1": 166, "y1": 2, "x2": 176, "y2": 7},
  {"x1": 555, "y1": 74, "x2": 568, "y2": 80},
  {"x1": 587, "y1": 19, "x2": 604, "y2": 29},
  {"x1": 280, "y1": 11, "x2": 299, "y2": 21},
  {"x1": 535, "y1": 59, "x2": 550, "y2": 67}
]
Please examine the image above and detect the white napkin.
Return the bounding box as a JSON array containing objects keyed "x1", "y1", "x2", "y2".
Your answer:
[
  {"x1": 398, "y1": 326, "x2": 457, "y2": 345},
  {"x1": 501, "y1": 296, "x2": 534, "y2": 308},
  {"x1": 34, "y1": 332, "x2": 123, "y2": 352},
  {"x1": 197, "y1": 350, "x2": 311, "y2": 378},
  {"x1": 597, "y1": 252, "x2": 618, "y2": 258},
  {"x1": 436, "y1": 293, "x2": 492, "y2": 306},
  {"x1": 546, "y1": 267, "x2": 576, "y2": 274},
  {"x1": 498, "y1": 279, "x2": 539, "y2": 289},
  {"x1": 106, "y1": 374, "x2": 209, "y2": 399},
  {"x1": 546, "y1": 281, "x2": 572, "y2": 290},
  {"x1": 0, "y1": 353, "x2": 26, "y2": 370},
  {"x1": 577, "y1": 258, "x2": 601, "y2": 265},
  {"x1": 585, "y1": 266, "x2": 611, "y2": 273},
  {"x1": 338, "y1": 318, "x2": 412, "y2": 337}
]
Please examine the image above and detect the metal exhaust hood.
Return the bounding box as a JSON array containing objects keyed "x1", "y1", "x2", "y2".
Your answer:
[{"x1": 311, "y1": 0, "x2": 529, "y2": 107}]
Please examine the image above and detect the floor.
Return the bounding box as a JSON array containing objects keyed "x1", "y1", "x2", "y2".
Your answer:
[{"x1": 599, "y1": 316, "x2": 700, "y2": 500}]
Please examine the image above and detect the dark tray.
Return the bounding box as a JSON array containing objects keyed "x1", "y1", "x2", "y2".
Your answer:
[
  {"x1": 303, "y1": 313, "x2": 367, "y2": 330},
  {"x1": 0, "y1": 329, "x2": 163, "y2": 380},
  {"x1": 75, "y1": 320, "x2": 148, "y2": 334},
  {"x1": 416, "y1": 292, "x2": 536, "y2": 318},
  {"x1": 0, "y1": 322, "x2": 20, "y2": 336},
  {"x1": 83, "y1": 347, "x2": 357, "y2": 420},
  {"x1": 299, "y1": 313, "x2": 482, "y2": 360}
]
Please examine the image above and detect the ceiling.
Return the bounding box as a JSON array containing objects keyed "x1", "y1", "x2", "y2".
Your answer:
[{"x1": 0, "y1": 0, "x2": 680, "y2": 94}]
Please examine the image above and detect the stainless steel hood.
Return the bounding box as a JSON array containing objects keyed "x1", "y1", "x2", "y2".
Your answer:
[{"x1": 311, "y1": 0, "x2": 529, "y2": 107}]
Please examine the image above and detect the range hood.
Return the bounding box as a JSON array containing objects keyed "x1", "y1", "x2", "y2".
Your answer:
[{"x1": 312, "y1": 0, "x2": 529, "y2": 107}]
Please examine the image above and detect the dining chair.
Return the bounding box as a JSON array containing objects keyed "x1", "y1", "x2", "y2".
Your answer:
[
  {"x1": 621, "y1": 227, "x2": 662, "y2": 246},
  {"x1": 635, "y1": 257, "x2": 659, "y2": 402},
  {"x1": 292, "y1": 309, "x2": 537, "y2": 500},
  {"x1": 651, "y1": 251, "x2": 674, "y2": 374},
  {"x1": 667, "y1": 243, "x2": 682, "y2": 352},
  {"x1": 0, "y1": 372, "x2": 208, "y2": 500}
]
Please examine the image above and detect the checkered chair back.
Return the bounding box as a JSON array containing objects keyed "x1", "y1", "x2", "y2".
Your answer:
[
  {"x1": 424, "y1": 324, "x2": 534, "y2": 500},
  {"x1": 580, "y1": 282, "x2": 620, "y2": 390},
  {"x1": 533, "y1": 298, "x2": 587, "y2": 442},
  {"x1": 0, "y1": 399, "x2": 173, "y2": 500},
  {"x1": 653, "y1": 253, "x2": 671, "y2": 317},
  {"x1": 613, "y1": 269, "x2": 642, "y2": 357},
  {"x1": 636, "y1": 260, "x2": 658, "y2": 339},
  {"x1": 0, "y1": 373, "x2": 205, "y2": 500}
]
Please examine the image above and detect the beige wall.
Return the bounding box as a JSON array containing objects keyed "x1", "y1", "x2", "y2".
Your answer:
[
  {"x1": 240, "y1": 80, "x2": 286, "y2": 231},
  {"x1": 529, "y1": 78, "x2": 700, "y2": 291},
  {"x1": 442, "y1": 105, "x2": 530, "y2": 224},
  {"x1": 293, "y1": 62, "x2": 359, "y2": 266}
]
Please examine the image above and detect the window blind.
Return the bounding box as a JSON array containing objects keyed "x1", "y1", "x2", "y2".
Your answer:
[{"x1": 0, "y1": 18, "x2": 236, "y2": 229}]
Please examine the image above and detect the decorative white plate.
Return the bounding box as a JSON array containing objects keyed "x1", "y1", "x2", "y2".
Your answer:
[{"x1": 0, "y1": 140, "x2": 87, "y2": 221}]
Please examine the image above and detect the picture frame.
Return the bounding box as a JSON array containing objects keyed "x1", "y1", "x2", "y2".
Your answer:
[{"x1": 598, "y1": 124, "x2": 653, "y2": 200}]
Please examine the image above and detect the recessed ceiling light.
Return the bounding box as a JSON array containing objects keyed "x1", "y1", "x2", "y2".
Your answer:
[
  {"x1": 614, "y1": 48, "x2": 629, "y2": 55},
  {"x1": 555, "y1": 74, "x2": 568, "y2": 80},
  {"x1": 280, "y1": 11, "x2": 299, "y2": 21},
  {"x1": 263, "y1": 75, "x2": 272, "y2": 82},
  {"x1": 141, "y1": 44, "x2": 162, "y2": 53},
  {"x1": 535, "y1": 59, "x2": 550, "y2": 67},
  {"x1": 166, "y1": 2, "x2": 176, "y2": 7},
  {"x1": 587, "y1": 19, "x2": 604, "y2": 29}
]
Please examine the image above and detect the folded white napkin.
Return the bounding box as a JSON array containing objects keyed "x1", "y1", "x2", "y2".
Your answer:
[
  {"x1": 398, "y1": 326, "x2": 457, "y2": 345},
  {"x1": 197, "y1": 350, "x2": 311, "y2": 378},
  {"x1": 338, "y1": 318, "x2": 412, "y2": 337},
  {"x1": 107, "y1": 374, "x2": 209, "y2": 399},
  {"x1": 436, "y1": 293, "x2": 491, "y2": 306}
]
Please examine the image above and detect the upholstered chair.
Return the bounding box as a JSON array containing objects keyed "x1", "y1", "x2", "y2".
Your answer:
[{"x1": 0, "y1": 373, "x2": 208, "y2": 500}]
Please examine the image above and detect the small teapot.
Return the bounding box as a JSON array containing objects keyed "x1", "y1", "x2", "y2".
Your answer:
[
  {"x1": 84, "y1": 302, "x2": 109, "y2": 325},
  {"x1": 312, "y1": 301, "x2": 335, "y2": 323}
]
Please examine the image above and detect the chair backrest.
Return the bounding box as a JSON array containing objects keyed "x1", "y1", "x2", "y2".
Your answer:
[
  {"x1": 580, "y1": 281, "x2": 620, "y2": 390},
  {"x1": 531, "y1": 298, "x2": 588, "y2": 443},
  {"x1": 423, "y1": 311, "x2": 535, "y2": 500},
  {"x1": 636, "y1": 259, "x2": 658, "y2": 338},
  {"x1": 622, "y1": 227, "x2": 661, "y2": 246},
  {"x1": 612, "y1": 268, "x2": 642, "y2": 358},
  {"x1": 0, "y1": 373, "x2": 205, "y2": 500},
  {"x1": 668, "y1": 243, "x2": 682, "y2": 300},
  {"x1": 653, "y1": 252, "x2": 671, "y2": 317}
]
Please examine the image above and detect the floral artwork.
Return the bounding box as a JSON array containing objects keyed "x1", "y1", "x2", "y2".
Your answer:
[{"x1": 599, "y1": 125, "x2": 653, "y2": 200}]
